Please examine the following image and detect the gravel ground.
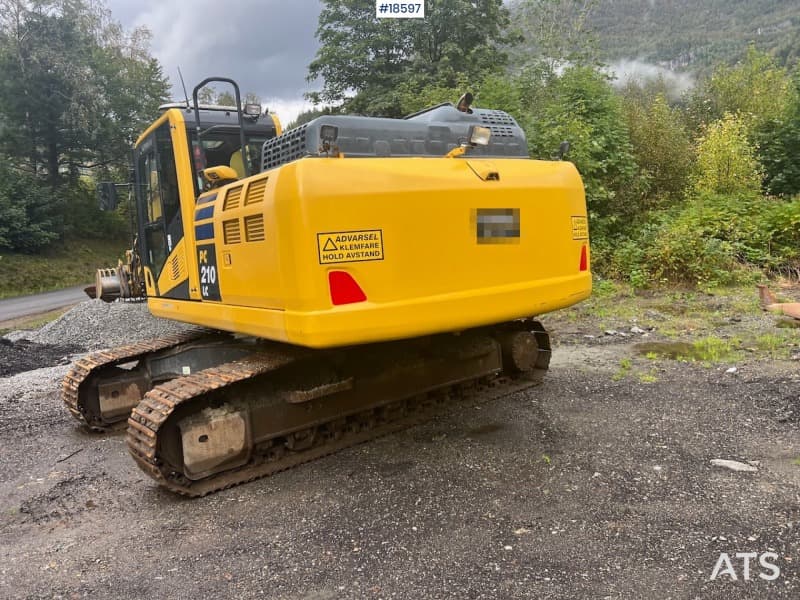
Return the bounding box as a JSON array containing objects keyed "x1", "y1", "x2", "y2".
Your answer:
[
  {"x1": 0, "y1": 296, "x2": 798, "y2": 599},
  {"x1": 25, "y1": 300, "x2": 193, "y2": 350},
  {"x1": 0, "y1": 339, "x2": 79, "y2": 378}
]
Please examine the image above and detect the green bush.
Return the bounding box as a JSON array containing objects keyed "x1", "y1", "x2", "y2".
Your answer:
[
  {"x1": 693, "y1": 113, "x2": 763, "y2": 196},
  {"x1": 603, "y1": 192, "x2": 800, "y2": 286}
]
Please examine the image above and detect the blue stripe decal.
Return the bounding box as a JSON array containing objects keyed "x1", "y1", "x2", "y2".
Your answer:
[
  {"x1": 195, "y1": 223, "x2": 214, "y2": 241},
  {"x1": 195, "y1": 205, "x2": 214, "y2": 221},
  {"x1": 197, "y1": 193, "x2": 217, "y2": 205}
]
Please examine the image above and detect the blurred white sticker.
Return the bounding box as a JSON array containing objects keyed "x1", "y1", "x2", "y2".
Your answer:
[{"x1": 376, "y1": 1, "x2": 425, "y2": 18}]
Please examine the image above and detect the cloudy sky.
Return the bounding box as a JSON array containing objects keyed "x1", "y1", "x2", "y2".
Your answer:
[
  {"x1": 104, "y1": 0, "x2": 691, "y2": 124},
  {"x1": 106, "y1": 0, "x2": 324, "y2": 124}
]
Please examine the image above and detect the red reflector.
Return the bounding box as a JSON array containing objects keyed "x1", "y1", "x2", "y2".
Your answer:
[
  {"x1": 579, "y1": 245, "x2": 588, "y2": 271},
  {"x1": 329, "y1": 271, "x2": 367, "y2": 305}
]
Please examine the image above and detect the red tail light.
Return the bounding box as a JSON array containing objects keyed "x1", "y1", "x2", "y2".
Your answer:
[
  {"x1": 579, "y1": 245, "x2": 588, "y2": 272},
  {"x1": 329, "y1": 271, "x2": 367, "y2": 305}
]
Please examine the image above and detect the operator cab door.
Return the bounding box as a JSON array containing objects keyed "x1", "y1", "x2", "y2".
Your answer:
[{"x1": 134, "y1": 121, "x2": 190, "y2": 299}]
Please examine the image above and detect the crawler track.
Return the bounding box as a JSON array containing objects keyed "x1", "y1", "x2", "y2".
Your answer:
[
  {"x1": 126, "y1": 322, "x2": 551, "y2": 497},
  {"x1": 62, "y1": 329, "x2": 211, "y2": 431}
]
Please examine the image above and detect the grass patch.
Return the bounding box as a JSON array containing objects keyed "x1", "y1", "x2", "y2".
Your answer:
[
  {"x1": 0, "y1": 238, "x2": 127, "y2": 298},
  {"x1": 637, "y1": 371, "x2": 659, "y2": 383},
  {"x1": 691, "y1": 336, "x2": 741, "y2": 362},
  {"x1": 635, "y1": 337, "x2": 742, "y2": 363},
  {"x1": 612, "y1": 357, "x2": 633, "y2": 381},
  {"x1": 755, "y1": 333, "x2": 785, "y2": 355},
  {"x1": 792, "y1": 458, "x2": 800, "y2": 467},
  {"x1": 558, "y1": 282, "x2": 767, "y2": 335},
  {"x1": 741, "y1": 330, "x2": 800, "y2": 359},
  {"x1": 0, "y1": 307, "x2": 70, "y2": 335}
]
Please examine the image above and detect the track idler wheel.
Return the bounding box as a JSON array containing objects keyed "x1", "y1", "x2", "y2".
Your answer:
[{"x1": 496, "y1": 322, "x2": 551, "y2": 379}]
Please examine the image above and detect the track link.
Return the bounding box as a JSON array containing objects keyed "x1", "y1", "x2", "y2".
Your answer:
[
  {"x1": 127, "y1": 324, "x2": 551, "y2": 497},
  {"x1": 62, "y1": 328, "x2": 211, "y2": 431}
]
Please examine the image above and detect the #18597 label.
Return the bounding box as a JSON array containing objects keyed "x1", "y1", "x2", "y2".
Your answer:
[{"x1": 376, "y1": 1, "x2": 425, "y2": 18}]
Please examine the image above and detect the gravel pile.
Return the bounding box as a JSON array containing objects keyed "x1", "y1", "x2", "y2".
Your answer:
[{"x1": 20, "y1": 300, "x2": 194, "y2": 351}]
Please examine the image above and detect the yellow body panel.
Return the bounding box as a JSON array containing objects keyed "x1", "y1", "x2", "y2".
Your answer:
[
  {"x1": 148, "y1": 155, "x2": 591, "y2": 348},
  {"x1": 156, "y1": 236, "x2": 189, "y2": 296}
]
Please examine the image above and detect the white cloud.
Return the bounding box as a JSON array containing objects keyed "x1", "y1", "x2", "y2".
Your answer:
[
  {"x1": 606, "y1": 59, "x2": 695, "y2": 98},
  {"x1": 263, "y1": 98, "x2": 316, "y2": 128}
]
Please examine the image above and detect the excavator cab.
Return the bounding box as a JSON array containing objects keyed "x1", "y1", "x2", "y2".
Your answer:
[{"x1": 131, "y1": 78, "x2": 279, "y2": 301}]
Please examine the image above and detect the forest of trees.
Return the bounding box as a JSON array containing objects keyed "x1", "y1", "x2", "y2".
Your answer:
[
  {"x1": 0, "y1": 0, "x2": 169, "y2": 251},
  {"x1": 1, "y1": 0, "x2": 799, "y2": 289}
]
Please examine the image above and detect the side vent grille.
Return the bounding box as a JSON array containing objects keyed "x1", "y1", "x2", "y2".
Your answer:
[
  {"x1": 245, "y1": 178, "x2": 267, "y2": 205},
  {"x1": 170, "y1": 255, "x2": 181, "y2": 281},
  {"x1": 223, "y1": 186, "x2": 243, "y2": 211},
  {"x1": 244, "y1": 214, "x2": 265, "y2": 242},
  {"x1": 223, "y1": 219, "x2": 241, "y2": 244}
]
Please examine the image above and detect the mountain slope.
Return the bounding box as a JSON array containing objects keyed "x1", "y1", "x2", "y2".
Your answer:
[{"x1": 588, "y1": 0, "x2": 799, "y2": 71}]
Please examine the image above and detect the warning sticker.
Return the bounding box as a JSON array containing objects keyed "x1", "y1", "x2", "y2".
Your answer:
[
  {"x1": 317, "y1": 230, "x2": 384, "y2": 264},
  {"x1": 571, "y1": 216, "x2": 588, "y2": 240}
]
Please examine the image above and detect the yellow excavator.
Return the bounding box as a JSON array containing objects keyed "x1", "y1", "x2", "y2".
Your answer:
[{"x1": 63, "y1": 77, "x2": 591, "y2": 496}]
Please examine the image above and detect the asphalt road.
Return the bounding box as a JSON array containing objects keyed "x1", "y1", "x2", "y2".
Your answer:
[{"x1": 0, "y1": 285, "x2": 89, "y2": 322}]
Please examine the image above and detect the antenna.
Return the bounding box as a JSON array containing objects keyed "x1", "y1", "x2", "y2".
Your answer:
[{"x1": 177, "y1": 66, "x2": 190, "y2": 108}]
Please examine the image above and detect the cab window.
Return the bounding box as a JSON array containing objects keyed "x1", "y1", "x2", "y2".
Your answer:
[
  {"x1": 188, "y1": 129, "x2": 266, "y2": 193},
  {"x1": 135, "y1": 122, "x2": 182, "y2": 282}
]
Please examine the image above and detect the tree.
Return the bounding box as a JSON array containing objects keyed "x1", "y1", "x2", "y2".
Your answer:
[
  {"x1": 758, "y1": 68, "x2": 800, "y2": 197},
  {"x1": 693, "y1": 113, "x2": 762, "y2": 197},
  {"x1": 688, "y1": 46, "x2": 792, "y2": 134},
  {"x1": 197, "y1": 86, "x2": 260, "y2": 109},
  {"x1": 0, "y1": 1, "x2": 169, "y2": 187},
  {"x1": 621, "y1": 84, "x2": 693, "y2": 210},
  {"x1": 521, "y1": 66, "x2": 638, "y2": 231},
  {"x1": 510, "y1": 0, "x2": 599, "y2": 69},
  {"x1": 307, "y1": 0, "x2": 510, "y2": 116},
  {"x1": 0, "y1": 162, "x2": 57, "y2": 251},
  {"x1": 0, "y1": 0, "x2": 169, "y2": 246}
]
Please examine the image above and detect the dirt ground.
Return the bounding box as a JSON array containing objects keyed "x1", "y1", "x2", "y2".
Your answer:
[{"x1": 1, "y1": 288, "x2": 798, "y2": 599}]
